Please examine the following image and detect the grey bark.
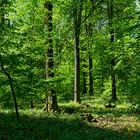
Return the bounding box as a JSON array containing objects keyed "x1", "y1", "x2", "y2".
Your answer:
[{"x1": 74, "y1": 1, "x2": 83, "y2": 103}]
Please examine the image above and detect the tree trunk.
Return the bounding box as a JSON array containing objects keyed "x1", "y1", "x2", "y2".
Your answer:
[
  {"x1": 0, "y1": 0, "x2": 19, "y2": 120},
  {"x1": 108, "y1": 0, "x2": 117, "y2": 101},
  {"x1": 0, "y1": 55, "x2": 20, "y2": 120},
  {"x1": 101, "y1": 65, "x2": 104, "y2": 94},
  {"x1": 82, "y1": 70, "x2": 87, "y2": 95},
  {"x1": 110, "y1": 32, "x2": 117, "y2": 101},
  {"x1": 30, "y1": 100, "x2": 34, "y2": 109},
  {"x1": 74, "y1": 45, "x2": 81, "y2": 103},
  {"x1": 89, "y1": 54, "x2": 93, "y2": 95},
  {"x1": 85, "y1": 23, "x2": 93, "y2": 96},
  {"x1": 111, "y1": 58, "x2": 117, "y2": 100},
  {"x1": 44, "y1": 1, "x2": 58, "y2": 112},
  {"x1": 74, "y1": 1, "x2": 83, "y2": 103}
]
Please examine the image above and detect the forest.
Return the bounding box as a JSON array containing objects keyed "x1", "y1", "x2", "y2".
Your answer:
[{"x1": 0, "y1": 0, "x2": 140, "y2": 139}]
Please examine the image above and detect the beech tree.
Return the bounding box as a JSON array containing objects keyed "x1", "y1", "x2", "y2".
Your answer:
[
  {"x1": 73, "y1": 0, "x2": 83, "y2": 103},
  {"x1": 107, "y1": 0, "x2": 117, "y2": 101},
  {"x1": 44, "y1": 0, "x2": 58, "y2": 112}
]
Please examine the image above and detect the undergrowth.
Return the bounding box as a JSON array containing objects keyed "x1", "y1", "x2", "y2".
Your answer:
[{"x1": 0, "y1": 96, "x2": 140, "y2": 140}]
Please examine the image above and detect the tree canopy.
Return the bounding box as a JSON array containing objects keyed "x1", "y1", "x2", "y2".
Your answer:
[{"x1": 0, "y1": 1, "x2": 140, "y2": 137}]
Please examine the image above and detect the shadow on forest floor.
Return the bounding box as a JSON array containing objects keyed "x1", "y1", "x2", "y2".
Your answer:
[
  {"x1": 75, "y1": 96, "x2": 140, "y2": 118},
  {"x1": 60, "y1": 100, "x2": 140, "y2": 119},
  {"x1": 0, "y1": 111, "x2": 140, "y2": 140}
]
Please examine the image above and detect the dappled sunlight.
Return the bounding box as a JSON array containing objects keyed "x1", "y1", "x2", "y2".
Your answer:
[
  {"x1": 0, "y1": 110, "x2": 136, "y2": 140},
  {"x1": 0, "y1": 0, "x2": 139, "y2": 139}
]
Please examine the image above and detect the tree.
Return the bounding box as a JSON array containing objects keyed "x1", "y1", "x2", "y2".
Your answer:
[
  {"x1": 73, "y1": 0, "x2": 83, "y2": 103},
  {"x1": 44, "y1": 0, "x2": 58, "y2": 112},
  {"x1": 0, "y1": 0, "x2": 20, "y2": 120},
  {"x1": 107, "y1": 0, "x2": 117, "y2": 101},
  {"x1": 87, "y1": 23, "x2": 94, "y2": 96}
]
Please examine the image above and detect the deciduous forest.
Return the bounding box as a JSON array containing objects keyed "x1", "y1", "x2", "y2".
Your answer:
[{"x1": 0, "y1": 0, "x2": 140, "y2": 139}]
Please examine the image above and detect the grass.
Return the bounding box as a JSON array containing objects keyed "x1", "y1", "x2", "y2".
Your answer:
[{"x1": 0, "y1": 96, "x2": 140, "y2": 140}]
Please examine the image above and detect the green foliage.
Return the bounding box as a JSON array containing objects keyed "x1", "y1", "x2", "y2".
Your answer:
[{"x1": 0, "y1": 1, "x2": 140, "y2": 139}]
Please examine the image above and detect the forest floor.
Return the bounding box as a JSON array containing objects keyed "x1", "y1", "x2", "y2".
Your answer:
[{"x1": 0, "y1": 96, "x2": 140, "y2": 140}]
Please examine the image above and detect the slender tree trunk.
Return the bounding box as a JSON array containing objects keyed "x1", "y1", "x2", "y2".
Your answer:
[
  {"x1": 108, "y1": 0, "x2": 117, "y2": 101},
  {"x1": 110, "y1": 32, "x2": 117, "y2": 101},
  {"x1": 111, "y1": 58, "x2": 116, "y2": 100},
  {"x1": 101, "y1": 65, "x2": 104, "y2": 94},
  {"x1": 89, "y1": 54, "x2": 93, "y2": 95},
  {"x1": 74, "y1": 1, "x2": 83, "y2": 103},
  {"x1": 44, "y1": 1, "x2": 58, "y2": 112},
  {"x1": 0, "y1": 55, "x2": 20, "y2": 120},
  {"x1": 85, "y1": 23, "x2": 93, "y2": 96},
  {"x1": 82, "y1": 70, "x2": 87, "y2": 95},
  {"x1": 74, "y1": 45, "x2": 80, "y2": 103},
  {"x1": 29, "y1": 69, "x2": 34, "y2": 108},
  {"x1": 30, "y1": 100, "x2": 34, "y2": 109},
  {"x1": 0, "y1": 0, "x2": 19, "y2": 120},
  {"x1": 28, "y1": 67, "x2": 34, "y2": 109}
]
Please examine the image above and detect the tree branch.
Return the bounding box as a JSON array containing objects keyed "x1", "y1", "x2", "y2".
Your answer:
[{"x1": 81, "y1": 0, "x2": 104, "y2": 24}]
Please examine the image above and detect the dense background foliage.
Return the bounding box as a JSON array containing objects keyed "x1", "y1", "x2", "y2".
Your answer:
[
  {"x1": 0, "y1": 0, "x2": 140, "y2": 139},
  {"x1": 1, "y1": 0, "x2": 139, "y2": 106}
]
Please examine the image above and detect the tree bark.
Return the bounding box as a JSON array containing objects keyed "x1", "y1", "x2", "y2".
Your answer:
[
  {"x1": 108, "y1": 0, "x2": 117, "y2": 101},
  {"x1": 74, "y1": 45, "x2": 80, "y2": 103},
  {"x1": 111, "y1": 58, "x2": 117, "y2": 100},
  {"x1": 101, "y1": 65, "x2": 104, "y2": 94},
  {"x1": 82, "y1": 70, "x2": 87, "y2": 95},
  {"x1": 85, "y1": 23, "x2": 93, "y2": 96},
  {"x1": 0, "y1": 55, "x2": 20, "y2": 120},
  {"x1": 74, "y1": 1, "x2": 83, "y2": 103},
  {"x1": 89, "y1": 54, "x2": 93, "y2": 95},
  {"x1": 44, "y1": 1, "x2": 58, "y2": 112}
]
